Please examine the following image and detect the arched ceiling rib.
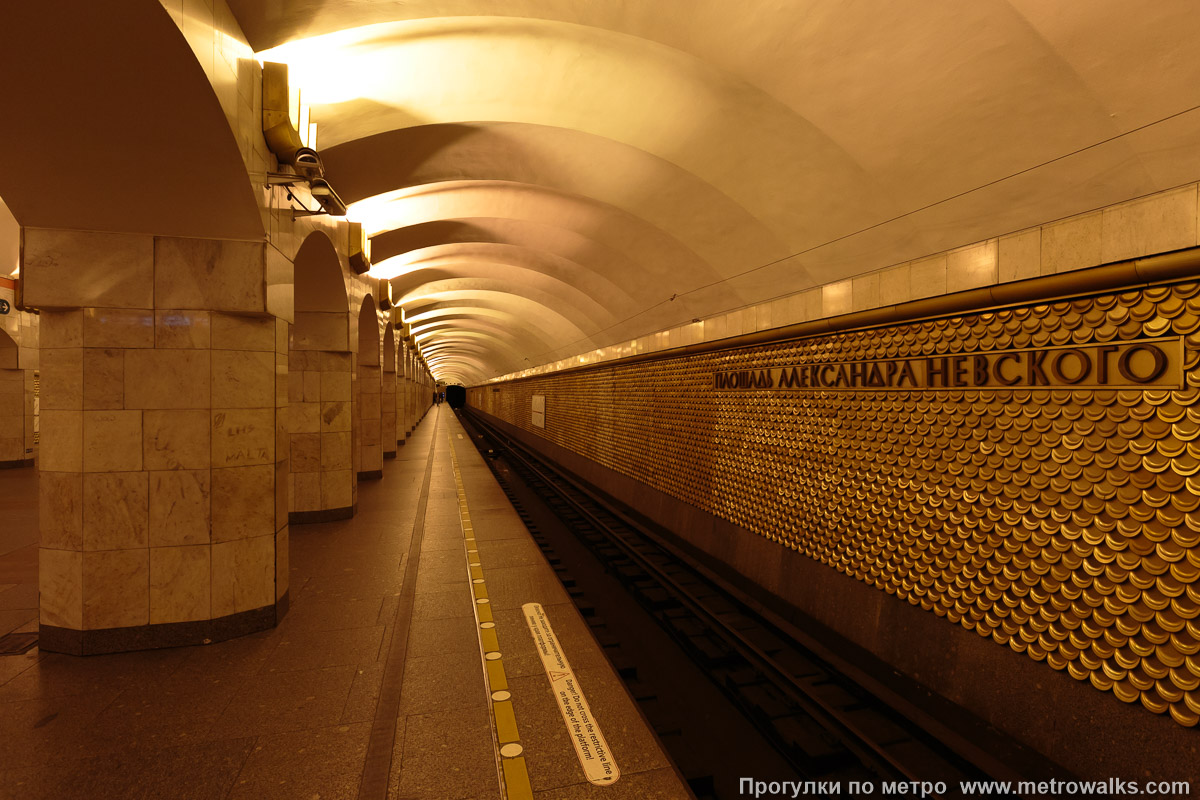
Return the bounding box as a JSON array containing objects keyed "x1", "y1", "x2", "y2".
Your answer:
[
  {"x1": 400, "y1": 291, "x2": 592, "y2": 358},
  {"x1": 381, "y1": 246, "x2": 640, "y2": 315},
  {"x1": 324, "y1": 122, "x2": 790, "y2": 263},
  {"x1": 411, "y1": 317, "x2": 559, "y2": 359},
  {"x1": 235, "y1": 0, "x2": 1200, "y2": 382},
  {"x1": 2, "y1": 2, "x2": 262, "y2": 239},
  {"x1": 407, "y1": 303, "x2": 582, "y2": 350}
]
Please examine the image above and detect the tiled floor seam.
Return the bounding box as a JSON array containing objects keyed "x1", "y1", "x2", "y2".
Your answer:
[
  {"x1": 356, "y1": 413, "x2": 441, "y2": 800},
  {"x1": 221, "y1": 731, "x2": 275, "y2": 799},
  {"x1": 448, "y1": 430, "x2": 535, "y2": 800}
]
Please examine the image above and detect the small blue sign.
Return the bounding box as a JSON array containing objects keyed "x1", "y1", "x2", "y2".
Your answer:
[{"x1": 0, "y1": 299, "x2": 9, "y2": 315}]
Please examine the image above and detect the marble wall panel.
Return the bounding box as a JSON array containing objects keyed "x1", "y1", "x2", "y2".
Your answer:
[
  {"x1": 211, "y1": 533, "x2": 274, "y2": 616},
  {"x1": 22, "y1": 229, "x2": 154, "y2": 310},
  {"x1": 211, "y1": 464, "x2": 274, "y2": 542},
  {"x1": 155, "y1": 310, "x2": 211, "y2": 349},
  {"x1": 946, "y1": 239, "x2": 997, "y2": 293},
  {"x1": 275, "y1": 352, "x2": 288, "y2": 407},
  {"x1": 212, "y1": 313, "x2": 275, "y2": 351},
  {"x1": 321, "y1": 432, "x2": 352, "y2": 471},
  {"x1": 82, "y1": 549, "x2": 149, "y2": 629},
  {"x1": 150, "y1": 545, "x2": 211, "y2": 624},
  {"x1": 82, "y1": 349, "x2": 125, "y2": 410},
  {"x1": 303, "y1": 372, "x2": 320, "y2": 401},
  {"x1": 143, "y1": 409, "x2": 211, "y2": 470},
  {"x1": 154, "y1": 237, "x2": 265, "y2": 312},
  {"x1": 292, "y1": 312, "x2": 348, "y2": 351},
  {"x1": 288, "y1": 402, "x2": 320, "y2": 434},
  {"x1": 320, "y1": 371, "x2": 352, "y2": 402},
  {"x1": 320, "y1": 401, "x2": 351, "y2": 433},
  {"x1": 148, "y1": 469, "x2": 211, "y2": 547},
  {"x1": 908, "y1": 254, "x2": 948, "y2": 299},
  {"x1": 998, "y1": 229, "x2": 1041, "y2": 282},
  {"x1": 212, "y1": 350, "x2": 275, "y2": 408},
  {"x1": 82, "y1": 472, "x2": 149, "y2": 550},
  {"x1": 1101, "y1": 184, "x2": 1198, "y2": 264},
  {"x1": 124, "y1": 349, "x2": 211, "y2": 409},
  {"x1": 40, "y1": 472, "x2": 83, "y2": 550},
  {"x1": 211, "y1": 407, "x2": 274, "y2": 467},
  {"x1": 360, "y1": 392, "x2": 381, "y2": 421},
  {"x1": 850, "y1": 273, "x2": 879, "y2": 312},
  {"x1": 40, "y1": 409, "x2": 82, "y2": 472},
  {"x1": 287, "y1": 370, "x2": 305, "y2": 403},
  {"x1": 1041, "y1": 211, "x2": 1102, "y2": 273},
  {"x1": 40, "y1": 348, "x2": 82, "y2": 410},
  {"x1": 321, "y1": 351, "x2": 353, "y2": 373},
  {"x1": 82, "y1": 309, "x2": 154, "y2": 349},
  {"x1": 292, "y1": 472, "x2": 320, "y2": 513},
  {"x1": 82, "y1": 410, "x2": 143, "y2": 472},
  {"x1": 290, "y1": 433, "x2": 320, "y2": 473},
  {"x1": 877, "y1": 264, "x2": 912, "y2": 306},
  {"x1": 39, "y1": 548, "x2": 82, "y2": 629},
  {"x1": 40, "y1": 310, "x2": 83, "y2": 349},
  {"x1": 321, "y1": 469, "x2": 353, "y2": 510}
]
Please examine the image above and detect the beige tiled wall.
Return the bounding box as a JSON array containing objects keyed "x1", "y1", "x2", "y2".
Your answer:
[{"x1": 500, "y1": 181, "x2": 1200, "y2": 382}]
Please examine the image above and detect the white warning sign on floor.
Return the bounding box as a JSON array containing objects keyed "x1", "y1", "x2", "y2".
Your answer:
[{"x1": 522, "y1": 602, "x2": 620, "y2": 786}]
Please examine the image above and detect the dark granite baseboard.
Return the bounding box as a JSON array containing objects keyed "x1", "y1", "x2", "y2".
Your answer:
[
  {"x1": 40, "y1": 591, "x2": 288, "y2": 656},
  {"x1": 357, "y1": 469, "x2": 383, "y2": 480},
  {"x1": 0, "y1": 458, "x2": 34, "y2": 470},
  {"x1": 289, "y1": 504, "x2": 355, "y2": 525},
  {"x1": 383, "y1": 451, "x2": 397, "y2": 459}
]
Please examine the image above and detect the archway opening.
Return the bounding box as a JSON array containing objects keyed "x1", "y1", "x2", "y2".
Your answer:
[{"x1": 289, "y1": 231, "x2": 355, "y2": 522}]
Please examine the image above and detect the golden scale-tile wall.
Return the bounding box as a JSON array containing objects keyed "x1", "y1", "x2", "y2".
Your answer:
[{"x1": 469, "y1": 282, "x2": 1200, "y2": 727}]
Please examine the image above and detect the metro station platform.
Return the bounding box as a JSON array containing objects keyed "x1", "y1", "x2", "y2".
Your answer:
[{"x1": 0, "y1": 408, "x2": 689, "y2": 799}]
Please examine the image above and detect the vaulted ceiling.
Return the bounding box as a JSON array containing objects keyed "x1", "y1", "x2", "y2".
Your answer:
[{"x1": 233, "y1": 0, "x2": 1200, "y2": 384}]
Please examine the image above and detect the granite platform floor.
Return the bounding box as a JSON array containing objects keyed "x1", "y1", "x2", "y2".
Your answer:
[{"x1": 0, "y1": 408, "x2": 690, "y2": 799}]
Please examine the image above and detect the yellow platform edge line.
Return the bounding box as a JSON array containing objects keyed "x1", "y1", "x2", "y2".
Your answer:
[
  {"x1": 502, "y1": 757, "x2": 535, "y2": 800},
  {"x1": 448, "y1": 431, "x2": 533, "y2": 800}
]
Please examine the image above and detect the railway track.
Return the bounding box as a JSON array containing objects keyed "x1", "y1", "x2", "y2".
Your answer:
[{"x1": 457, "y1": 410, "x2": 1061, "y2": 798}]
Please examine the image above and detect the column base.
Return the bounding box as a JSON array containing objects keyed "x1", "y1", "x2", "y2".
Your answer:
[
  {"x1": 289, "y1": 504, "x2": 356, "y2": 525},
  {"x1": 357, "y1": 469, "x2": 384, "y2": 481},
  {"x1": 383, "y1": 451, "x2": 397, "y2": 459},
  {"x1": 0, "y1": 458, "x2": 34, "y2": 470},
  {"x1": 39, "y1": 590, "x2": 288, "y2": 656}
]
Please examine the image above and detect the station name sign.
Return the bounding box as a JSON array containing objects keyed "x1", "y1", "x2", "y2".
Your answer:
[{"x1": 713, "y1": 338, "x2": 1183, "y2": 392}]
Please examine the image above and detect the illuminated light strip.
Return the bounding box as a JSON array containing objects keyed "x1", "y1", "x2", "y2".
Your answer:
[
  {"x1": 448, "y1": 432, "x2": 534, "y2": 800},
  {"x1": 523, "y1": 602, "x2": 621, "y2": 785}
]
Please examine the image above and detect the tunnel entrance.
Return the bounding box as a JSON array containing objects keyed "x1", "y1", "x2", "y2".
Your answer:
[{"x1": 445, "y1": 384, "x2": 466, "y2": 408}]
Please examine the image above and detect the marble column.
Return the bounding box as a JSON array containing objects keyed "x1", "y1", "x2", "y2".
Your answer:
[
  {"x1": 356, "y1": 358, "x2": 383, "y2": 479},
  {"x1": 26, "y1": 229, "x2": 288, "y2": 654},
  {"x1": 0, "y1": 290, "x2": 38, "y2": 468},
  {"x1": 381, "y1": 329, "x2": 397, "y2": 459},
  {"x1": 0, "y1": 365, "x2": 25, "y2": 466},
  {"x1": 287, "y1": 347, "x2": 354, "y2": 522},
  {"x1": 407, "y1": 346, "x2": 417, "y2": 431}
]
